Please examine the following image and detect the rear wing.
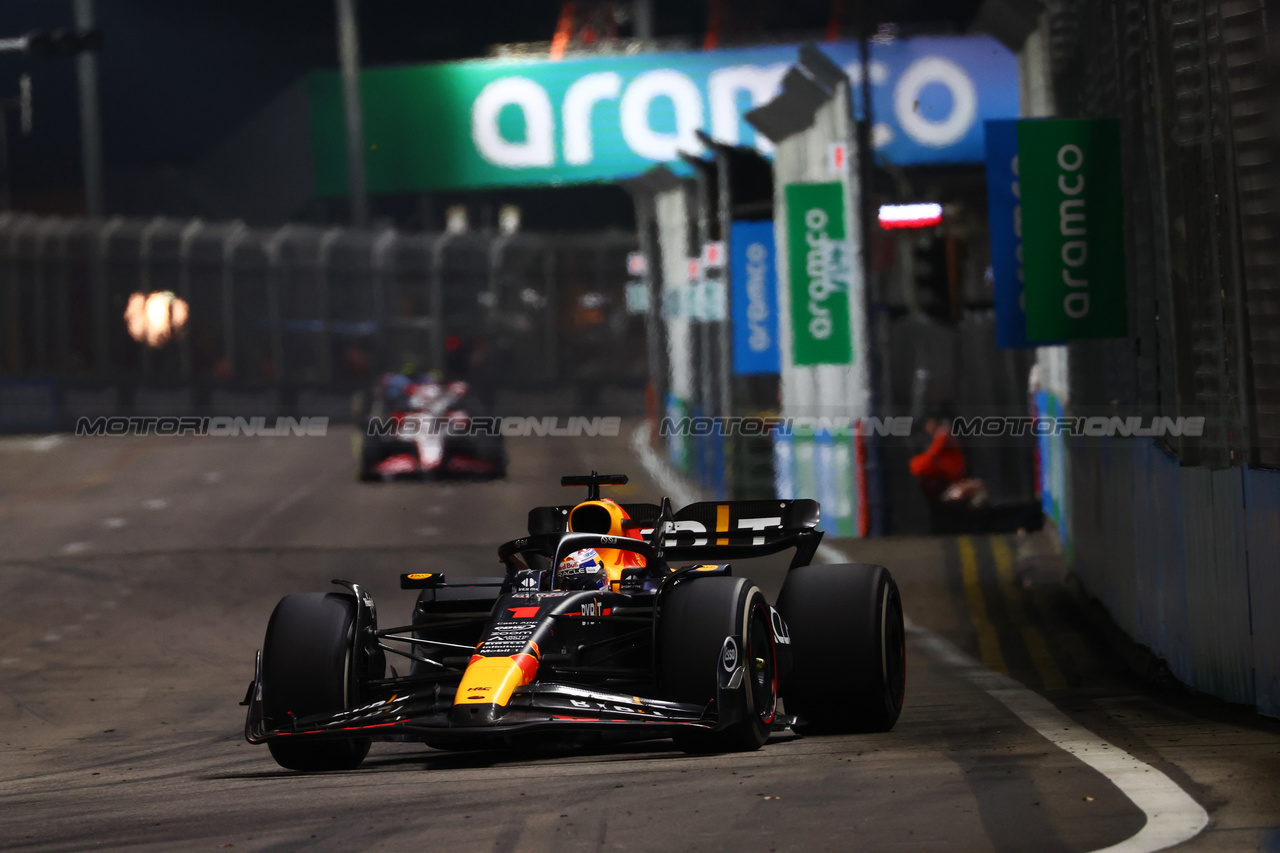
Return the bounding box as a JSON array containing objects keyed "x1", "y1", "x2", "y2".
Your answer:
[{"x1": 528, "y1": 499, "x2": 823, "y2": 569}]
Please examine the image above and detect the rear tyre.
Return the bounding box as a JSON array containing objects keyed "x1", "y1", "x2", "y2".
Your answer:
[
  {"x1": 261, "y1": 592, "x2": 371, "y2": 771},
  {"x1": 777, "y1": 563, "x2": 905, "y2": 733},
  {"x1": 658, "y1": 577, "x2": 777, "y2": 753},
  {"x1": 357, "y1": 441, "x2": 382, "y2": 482}
]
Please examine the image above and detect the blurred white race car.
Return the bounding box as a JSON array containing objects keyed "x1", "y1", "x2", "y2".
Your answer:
[{"x1": 358, "y1": 374, "x2": 506, "y2": 481}]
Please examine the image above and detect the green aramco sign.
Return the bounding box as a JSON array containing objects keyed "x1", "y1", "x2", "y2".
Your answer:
[
  {"x1": 307, "y1": 37, "x2": 1019, "y2": 194},
  {"x1": 1018, "y1": 119, "x2": 1127, "y2": 340},
  {"x1": 784, "y1": 182, "x2": 853, "y2": 366}
]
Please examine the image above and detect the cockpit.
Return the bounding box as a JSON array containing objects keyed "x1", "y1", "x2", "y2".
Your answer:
[{"x1": 554, "y1": 499, "x2": 648, "y2": 590}]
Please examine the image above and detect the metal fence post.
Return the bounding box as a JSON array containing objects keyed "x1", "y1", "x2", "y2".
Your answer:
[
  {"x1": 137, "y1": 217, "x2": 165, "y2": 378},
  {"x1": 55, "y1": 219, "x2": 74, "y2": 373},
  {"x1": 372, "y1": 228, "x2": 397, "y2": 378},
  {"x1": 0, "y1": 212, "x2": 10, "y2": 371},
  {"x1": 177, "y1": 219, "x2": 203, "y2": 380},
  {"x1": 429, "y1": 233, "x2": 452, "y2": 374},
  {"x1": 32, "y1": 217, "x2": 62, "y2": 373},
  {"x1": 264, "y1": 226, "x2": 293, "y2": 384},
  {"x1": 317, "y1": 227, "x2": 343, "y2": 385},
  {"x1": 220, "y1": 222, "x2": 247, "y2": 381},
  {"x1": 6, "y1": 214, "x2": 33, "y2": 373},
  {"x1": 93, "y1": 217, "x2": 123, "y2": 376},
  {"x1": 488, "y1": 233, "x2": 510, "y2": 332},
  {"x1": 543, "y1": 241, "x2": 557, "y2": 384}
]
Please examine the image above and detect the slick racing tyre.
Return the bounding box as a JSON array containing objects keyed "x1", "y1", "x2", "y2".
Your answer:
[
  {"x1": 261, "y1": 592, "x2": 371, "y2": 771},
  {"x1": 658, "y1": 577, "x2": 778, "y2": 753},
  {"x1": 777, "y1": 563, "x2": 905, "y2": 733},
  {"x1": 357, "y1": 440, "x2": 382, "y2": 482}
]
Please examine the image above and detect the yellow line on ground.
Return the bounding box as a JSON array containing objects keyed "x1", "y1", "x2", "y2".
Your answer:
[
  {"x1": 989, "y1": 536, "x2": 1067, "y2": 691},
  {"x1": 956, "y1": 536, "x2": 1008, "y2": 675}
]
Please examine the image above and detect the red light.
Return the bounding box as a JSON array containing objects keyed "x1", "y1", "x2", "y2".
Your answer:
[{"x1": 878, "y1": 203, "x2": 943, "y2": 230}]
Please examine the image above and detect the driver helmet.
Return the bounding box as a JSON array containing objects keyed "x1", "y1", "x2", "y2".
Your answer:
[
  {"x1": 557, "y1": 547, "x2": 606, "y2": 590},
  {"x1": 407, "y1": 382, "x2": 444, "y2": 412}
]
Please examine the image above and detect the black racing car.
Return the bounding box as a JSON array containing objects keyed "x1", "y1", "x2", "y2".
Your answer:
[{"x1": 242, "y1": 472, "x2": 905, "y2": 770}]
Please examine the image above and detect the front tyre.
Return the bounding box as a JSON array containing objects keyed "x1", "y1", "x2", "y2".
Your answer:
[
  {"x1": 658, "y1": 577, "x2": 777, "y2": 752},
  {"x1": 261, "y1": 592, "x2": 371, "y2": 771},
  {"x1": 777, "y1": 564, "x2": 905, "y2": 733}
]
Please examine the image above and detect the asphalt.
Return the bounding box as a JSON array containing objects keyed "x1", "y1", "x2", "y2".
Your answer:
[{"x1": 0, "y1": 425, "x2": 1277, "y2": 852}]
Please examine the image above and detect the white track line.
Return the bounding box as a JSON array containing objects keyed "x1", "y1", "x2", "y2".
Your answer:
[
  {"x1": 630, "y1": 422, "x2": 1208, "y2": 853},
  {"x1": 0, "y1": 435, "x2": 63, "y2": 452}
]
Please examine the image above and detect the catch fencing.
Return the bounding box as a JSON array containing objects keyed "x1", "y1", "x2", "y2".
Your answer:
[
  {"x1": 0, "y1": 212, "x2": 639, "y2": 429},
  {"x1": 1052, "y1": 0, "x2": 1278, "y2": 468}
]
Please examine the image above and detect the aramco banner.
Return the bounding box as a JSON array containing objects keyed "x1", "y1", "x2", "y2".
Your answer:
[
  {"x1": 784, "y1": 182, "x2": 853, "y2": 367},
  {"x1": 986, "y1": 118, "x2": 1127, "y2": 344},
  {"x1": 309, "y1": 36, "x2": 1018, "y2": 193},
  {"x1": 985, "y1": 119, "x2": 1033, "y2": 348},
  {"x1": 729, "y1": 220, "x2": 780, "y2": 376}
]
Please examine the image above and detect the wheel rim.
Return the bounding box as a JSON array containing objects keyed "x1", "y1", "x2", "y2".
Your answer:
[{"x1": 746, "y1": 601, "x2": 777, "y2": 724}]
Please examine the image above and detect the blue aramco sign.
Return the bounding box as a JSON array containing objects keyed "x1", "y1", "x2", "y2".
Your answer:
[
  {"x1": 730, "y1": 221, "x2": 780, "y2": 376},
  {"x1": 310, "y1": 36, "x2": 1020, "y2": 192}
]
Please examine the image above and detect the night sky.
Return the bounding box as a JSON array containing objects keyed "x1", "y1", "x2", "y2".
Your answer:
[{"x1": 0, "y1": 0, "x2": 981, "y2": 224}]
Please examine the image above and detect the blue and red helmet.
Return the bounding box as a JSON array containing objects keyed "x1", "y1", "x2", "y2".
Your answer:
[{"x1": 557, "y1": 547, "x2": 605, "y2": 590}]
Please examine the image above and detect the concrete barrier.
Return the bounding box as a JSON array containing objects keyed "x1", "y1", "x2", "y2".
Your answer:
[{"x1": 1069, "y1": 437, "x2": 1279, "y2": 717}]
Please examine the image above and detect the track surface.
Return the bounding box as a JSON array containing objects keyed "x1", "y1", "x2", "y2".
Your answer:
[{"x1": 1, "y1": 427, "x2": 1278, "y2": 851}]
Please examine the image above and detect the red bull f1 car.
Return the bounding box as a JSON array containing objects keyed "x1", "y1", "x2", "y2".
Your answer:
[
  {"x1": 242, "y1": 472, "x2": 905, "y2": 771},
  {"x1": 358, "y1": 374, "x2": 506, "y2": 481}
]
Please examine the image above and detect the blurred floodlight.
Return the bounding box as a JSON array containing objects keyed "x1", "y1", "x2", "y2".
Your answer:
[
  {"x1": 626, "y1": 251, "x2": 647, "y2": 277},
  {"x1": 878, "y1": 203, "x2": 943, "y2": 230},
  {"x1": 445, "y1": 205, "x2": 469, "y2": 234},
  {"x1": 499, "y1": 204, "x2": 522, "y2": 235},
  {"x1": 124, "y1": 290, "x2": 189, "y2": 348}
]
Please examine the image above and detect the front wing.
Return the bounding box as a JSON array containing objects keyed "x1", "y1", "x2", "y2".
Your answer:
[
  {"x1": 245, "y1": 651, "x2": 794, "y2": 747},
  {"x1": 247, "y1": 681, "x2": 736, "y2": 745}
]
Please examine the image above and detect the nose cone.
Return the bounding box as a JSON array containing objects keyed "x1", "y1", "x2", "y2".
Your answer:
[
  {"x1": 450, "y1": 703, "x2": 501, "y2": 726},
  {"x1": 450, "y1": 654, "x2": 539, "y2": 726}
]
